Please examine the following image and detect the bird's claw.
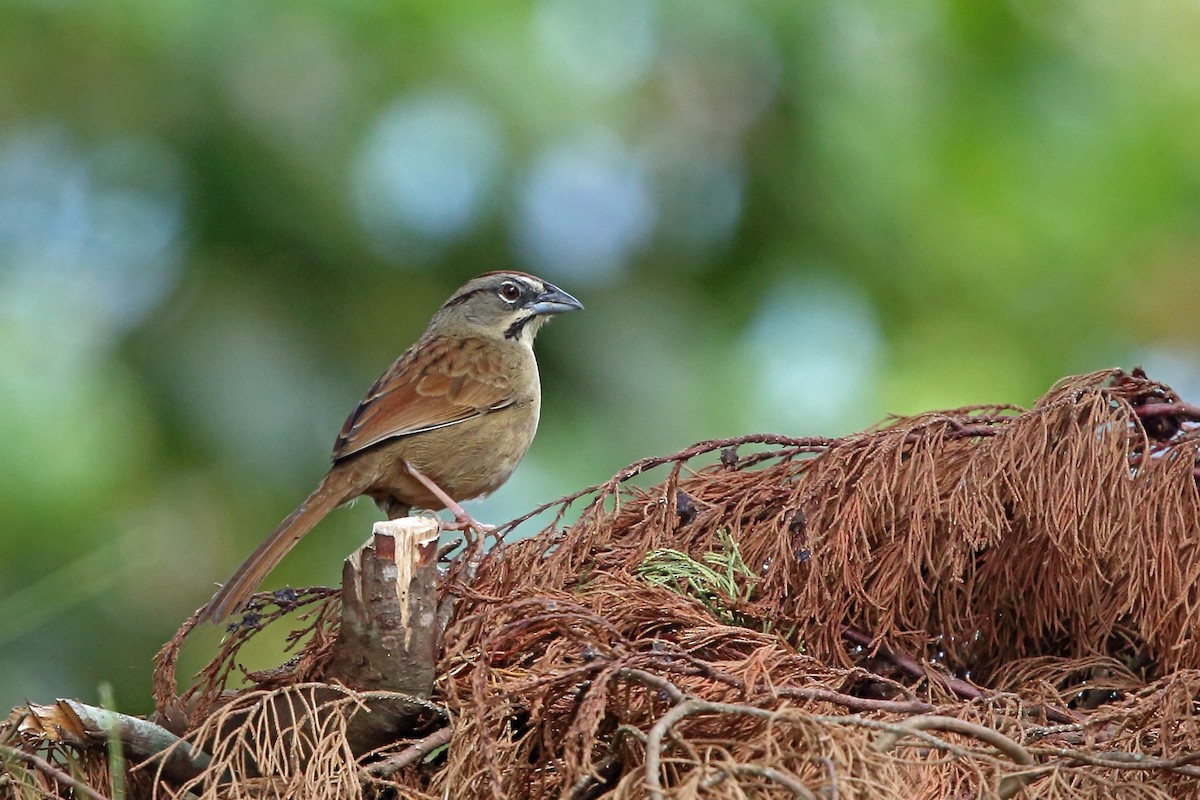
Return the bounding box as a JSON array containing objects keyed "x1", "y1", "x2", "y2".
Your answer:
[{"x1": 441, "y1": 515, "x2": 496, "y2": 534}]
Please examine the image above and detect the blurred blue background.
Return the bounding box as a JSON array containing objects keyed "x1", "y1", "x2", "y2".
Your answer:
[{"x1": 2, "y1": 0, "x2": 1200, "y2": 713}]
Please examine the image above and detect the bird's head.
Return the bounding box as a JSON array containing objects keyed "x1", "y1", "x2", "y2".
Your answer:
[{"x1": 433, "y1": 271, "x2": 583, "y2": 346}]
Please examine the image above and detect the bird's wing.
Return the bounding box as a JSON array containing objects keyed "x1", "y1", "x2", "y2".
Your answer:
[{"x1": 332, "y1": 336, "x2": 515, "y2": 461}]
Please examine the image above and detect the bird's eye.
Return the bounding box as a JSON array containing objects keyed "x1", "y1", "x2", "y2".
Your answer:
[{"x1": 499, "y1": 281, "x2": 522, "y2": 303}]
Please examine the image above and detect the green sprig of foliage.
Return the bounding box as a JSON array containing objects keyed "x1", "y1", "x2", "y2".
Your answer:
[{"x1": 636, "y1": 529, "x2": 757, "y2": 627}]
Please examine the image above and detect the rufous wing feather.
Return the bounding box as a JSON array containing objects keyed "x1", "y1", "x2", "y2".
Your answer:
[{"x1": 332, "y1": 336, "x2": 516, "y2": 460}]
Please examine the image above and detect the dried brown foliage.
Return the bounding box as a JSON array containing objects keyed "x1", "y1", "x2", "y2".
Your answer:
[{"x1": 6, "y1": 368, "x2": 1200, "y2": 800}]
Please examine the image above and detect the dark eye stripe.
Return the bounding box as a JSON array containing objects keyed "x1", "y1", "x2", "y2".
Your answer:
[
  {"x1": 441, "y1": 287, "x2": 488, "y2": 308},
  {"x1": 442, "y1": 275, "x2": 535, "y2": 309}
]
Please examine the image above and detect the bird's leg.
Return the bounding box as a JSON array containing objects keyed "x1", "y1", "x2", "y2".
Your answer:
[{"x1": 404, "y1": 462, "x2": 496, "y2": 534}]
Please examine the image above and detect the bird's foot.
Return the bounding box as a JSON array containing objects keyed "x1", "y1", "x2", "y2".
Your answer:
[
  {"x1": 404, "y1": 462, "x2": 496, "y2": 535},
  {"x1": 440, "y1": 513, "x2": 497, "y2": 534}
]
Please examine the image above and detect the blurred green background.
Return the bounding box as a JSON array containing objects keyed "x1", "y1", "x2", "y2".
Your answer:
[{"x1": 2, "y1": 0, "x2": 1199, "y2": 713}]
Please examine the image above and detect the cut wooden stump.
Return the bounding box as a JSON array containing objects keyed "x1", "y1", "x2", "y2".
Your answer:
[{"x1": 326, "y1": 516, "x2": 443, "y2": 695}]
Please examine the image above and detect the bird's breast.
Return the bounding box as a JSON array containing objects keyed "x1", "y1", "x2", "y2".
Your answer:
[{"x1": 374, "y1": 392, "x2": 541, "y2": 508}]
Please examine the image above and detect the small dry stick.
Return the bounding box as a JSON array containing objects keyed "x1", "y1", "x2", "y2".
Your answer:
[
  {"x1": 495, "y1": 433, "x2": 837, "y2": 537},
  {"x1": 841, "y1": 628, "x2": 1081, "y2": 725},
  {"x1": 702, "y1": 763, "x2": 819, "y2": 800},
  {"x1": 644, "y1": 698, "x2": 791, "y2": 800},
  {"x1": 363, "y1": 726, "x2": 452, "y2": 778},
  {"x1": 1029, "y1": 746, "x2": 1200, "y2": 777},
  {"x1": 1134, "y1": 402, "x2": 1200, "y2": 422},
  {"x1": 872, "y1": 714, "x2": 1036, "y2": 799},
  {"x1": 0, "y1": 743, "x2": 111, "y2": 800}
]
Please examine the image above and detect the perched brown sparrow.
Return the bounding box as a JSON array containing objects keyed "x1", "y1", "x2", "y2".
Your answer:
[{"x1": 201, "y1": 271, "x2": 582, "y2": 623}]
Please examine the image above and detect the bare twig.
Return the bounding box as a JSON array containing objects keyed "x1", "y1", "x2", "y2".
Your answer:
[
  {"x1": 872, "y1": 714, "x2": 1033, "y2": 765},
  {"x1": 656, "y1": 648, "x2": 939, "y2": 715},
  {"x1": 840, "y1": 628, "x2": 1081, "y2": 725},
  {"x1": 775, "y1": 686, "x2": 936, "y2": 716},
  {"x1": 363, "y1": 726, "x2": 452, "y2": 778},
  {"x1": 618, "y1": 668, "x2": 687, "y2": 703},
  {"x1": 0, "y1": 743, "x2": 111, "y2": 800},
  {"x1": 817, "y1": 755, "x2": 838, "y2": 800},
  {"x1": 644, "y1": 698, "x2": 786, "y2": 800},
  {"x1": 1134, "y1": 402, "x2": 1200, "y2": 422},
  {"x1": 1030, "y1": 745, "x2": 1200, "y2": 777},
  {"x1": 841, "y1": 628, "x2": 987, "y2": 701},
  {"x1": 702, "y1": 763, "x2": 819, "y2": 799},
  {"x1": 496, "y1": 434, "x2": 837, "y2": 538},
  {"x1": 872, "y1": 714, "x2": 1036, "y2": 799},
  {"x1": 568, "y1": 751, "x2": 624, "y2": 800}
]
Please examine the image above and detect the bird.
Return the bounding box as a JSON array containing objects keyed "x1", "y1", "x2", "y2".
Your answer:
[{"x1": 200, "y1": 271, "x2": 582, "y2": 623}]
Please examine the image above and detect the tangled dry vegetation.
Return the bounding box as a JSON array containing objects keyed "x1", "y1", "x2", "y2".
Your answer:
[{"x1": 6, "y1": 368, "x2": 1200, "y2": 799}]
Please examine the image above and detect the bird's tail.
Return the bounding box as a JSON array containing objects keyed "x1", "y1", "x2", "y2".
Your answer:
[{"x1": 201, "y1": 465, "x2": 359, "y2": 624}]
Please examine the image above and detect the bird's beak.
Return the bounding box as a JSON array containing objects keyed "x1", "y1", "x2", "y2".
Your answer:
[{"x1": 528, "y1": 282, "x2": 583, "y2": 316}]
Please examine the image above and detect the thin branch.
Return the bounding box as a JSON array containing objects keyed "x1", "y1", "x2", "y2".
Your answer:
[
  {"x1": 906, "y1": 424, "x2": 1002, "y2": 442},
  {"x1": 872, "y1": 715, "x2": 1033, "y2": 765},
  {"x1": 568, "y1": 752, "x2": 623, "y2": 800},
  {"x1": 618, "y1": 668, "x2": 687, "y2": 703},
  {"x1": 657, "y1": 649, "x2": 939, "y2": 715},
  {"x1": 1030, "y1": 746, "x2": 1200, "y2": 777},
  {"x1": 496, "y1": 434, "x2": 837, "y2": 537},
  {"x1": 809, "y1": 714, "x2": 1013, "y2": 762},
  {"x1": 639, "y1": 692, "x2": 994, "y2": 800},
  {"x1": 1023, "y1": 723, "x2": 1085, "y2": 743},
  {"x1": 363, "y1": 726, "x2": 452, "y2": 778},
  {"x1": 702, "y1": 763, "x2": 819, "y2": 800},
  {"x1": 840, "y1": 628, "x2": 1081, "y2": 725},
  {"x1": 841, "y1": 628, "x2": 985, "y2": 701},
  {"x1": 871, "y1": 714, "x2": 1037, "y2": 799},
  {"x1": 645, "y1": 698, "x2": 785, "y2": 800},
  {"x1": 0, "y1": 743, "x2": 111, "y2": 800},
  {"x1": 616, "y1": 724, "x2": 648, "y2": 745},
  {"x1": 774, "y1": 686, "x2": 936, "y2": 716},
  {"x1": 1134, "y1": 402, "x2": 1200, "y2": 422}
]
